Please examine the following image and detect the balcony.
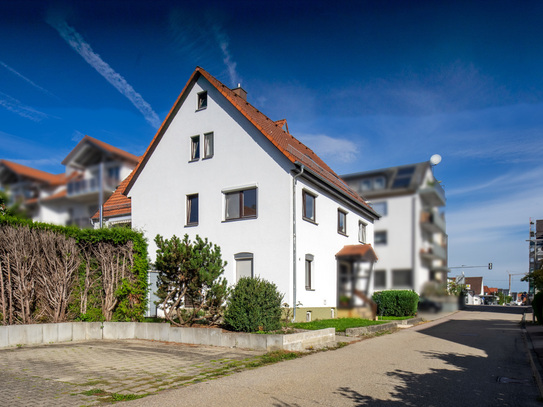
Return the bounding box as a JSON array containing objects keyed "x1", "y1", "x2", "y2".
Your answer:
[
  {"x1": 420, "y1": 210, "x2": 446, "y2": 234},
  {"x1": 67, "y1": 177, "x2": 118, "y2": 198},
  {"x1": 420, "y1": 242, "x2": 447, "y2": 261},
  {"x1": 419, "y1": 181, "x2": 446, "y2": 207}
]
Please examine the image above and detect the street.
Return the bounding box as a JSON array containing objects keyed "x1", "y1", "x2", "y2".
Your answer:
[{"x1": 122, "y1": 308, "x2": 540, "y2": 406}]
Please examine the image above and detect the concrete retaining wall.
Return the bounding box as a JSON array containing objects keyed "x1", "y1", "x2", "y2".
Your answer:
[
  {"x1": 0, "y1": 322, "x2": 336, "y2": 351},
  {"x1": 345, "y1": 317, "x2": 424, "y2": 337}
]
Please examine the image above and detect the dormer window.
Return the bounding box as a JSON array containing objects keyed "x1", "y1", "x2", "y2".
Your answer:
[{"x1": 197, "y1": 91, "x2": 207, "y2": 110}]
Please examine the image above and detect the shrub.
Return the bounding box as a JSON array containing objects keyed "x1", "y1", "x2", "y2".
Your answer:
[
  {"x1": 533, "y1": 292, "x2": 543, "y2": 323},
  {"x1": 154, "y1": 234, "x2": 228, "y2": 326},
  {"x1": 372, "y1": 290, "x2": 419, "y2": 317},
  {"x1": 224, "y1": 277, "x2": 284, "y2": 332}
]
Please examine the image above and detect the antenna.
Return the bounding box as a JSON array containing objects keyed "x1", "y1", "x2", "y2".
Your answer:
[{"x1": 430, "y1": 154, "x2": 442, "y2": 166}]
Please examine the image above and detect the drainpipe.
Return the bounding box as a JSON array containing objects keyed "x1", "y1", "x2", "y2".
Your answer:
[
  {"x1": 292, "y1": 164, "x2": 305, "y2": 322},
  {"x1": 99, "y1": 161, "x2": 104, "y2": 228}
]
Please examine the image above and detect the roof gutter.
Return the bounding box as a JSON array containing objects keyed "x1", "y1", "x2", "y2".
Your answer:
[
  {"x1": 293, "y1": 161, "x2": 380, "y2": 220},
  {"x1": 292, "y1": 164, "x2": 305, "y2": 322}
]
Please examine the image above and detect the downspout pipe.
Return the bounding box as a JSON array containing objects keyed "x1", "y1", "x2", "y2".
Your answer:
[{"x1": 292, "y1": 164, "x2": 305, "y2": 322}]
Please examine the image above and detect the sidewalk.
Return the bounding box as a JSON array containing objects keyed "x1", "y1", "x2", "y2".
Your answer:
[{"x1": 522, "y1": 311, "x2": 543, "y2": 398}]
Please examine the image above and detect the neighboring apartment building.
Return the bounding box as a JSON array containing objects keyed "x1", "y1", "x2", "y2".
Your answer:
[
  {"x1": 0, "y1": 136, "x2": 138, "y2": 228},
  {"x1": 341, "y1": 162, "x2": 447, "y2": 294},
  {"x1": 120, "y1": 67, "x2": 380, "y2": 321}
]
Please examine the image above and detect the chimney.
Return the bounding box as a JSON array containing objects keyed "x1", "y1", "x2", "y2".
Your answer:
[{"x1": 231, "y1": 83, "x2": 247, "y2": 101}]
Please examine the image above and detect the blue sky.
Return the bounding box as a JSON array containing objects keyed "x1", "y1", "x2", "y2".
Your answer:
[{"x1": 1, "y1": 0, "x2": 542, "y2": 292}]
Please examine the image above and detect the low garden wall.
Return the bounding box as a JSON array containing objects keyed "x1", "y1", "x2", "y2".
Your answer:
[
  {"x1": 345, "y1": 317, "x2": 424, "y2": 336},
  {"x1": 0, "y1": 322, "x2": 336, "y2": 351}
]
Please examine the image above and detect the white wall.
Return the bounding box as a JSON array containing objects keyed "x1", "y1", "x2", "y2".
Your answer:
[
  {"x1": 130, "y1": 77, "x2": 294, "y2": 304},
  {"x1": 295, "y1": 179, "x2": 375, "y2": 307}
]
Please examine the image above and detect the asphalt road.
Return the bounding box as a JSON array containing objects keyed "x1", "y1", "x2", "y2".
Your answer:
[{"x1": 121, "y1": 308, "x2": 540, "y2": 406}]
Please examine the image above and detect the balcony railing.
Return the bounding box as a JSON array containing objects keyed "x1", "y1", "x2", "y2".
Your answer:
[
  {"x1": 420, "y1": 210, "x2": 446, "y2": 234},
  {"x1": 67, "y1": 177, "x2": 118, "y2": 197},
  {"x1": 420, "y1": 242, "x2": 447, "y2": 261},
  {"x1": 419, "y1": 181, "x2": 446, "y2": 207}
]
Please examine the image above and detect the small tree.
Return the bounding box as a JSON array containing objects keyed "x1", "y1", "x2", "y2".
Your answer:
[
  {"x1": 224, "y1": 277, "x2": 284, "y2": 332},
  {"x1": 154, "y1": 234, "x2": 227, "y2": 326}
]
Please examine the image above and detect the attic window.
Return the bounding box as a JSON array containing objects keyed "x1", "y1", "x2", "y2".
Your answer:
[
  {"x1": 392, "y1": 166, "x2": 415, "y2": 189},
  {"x1": 197, "y1": 91, "x2": 207, "y2": 110}
]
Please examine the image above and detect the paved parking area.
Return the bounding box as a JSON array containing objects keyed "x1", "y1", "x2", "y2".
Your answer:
[{"x1": 0, "y1": 340, "x2": 265, "y2": 406}]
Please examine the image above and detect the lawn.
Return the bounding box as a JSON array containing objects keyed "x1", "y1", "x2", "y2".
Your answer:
[{"x1": 291, "y1": 318, "x2": 390, "y2": 332}]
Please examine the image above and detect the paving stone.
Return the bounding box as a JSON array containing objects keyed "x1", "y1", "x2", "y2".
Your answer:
[{"x1": 0, "y1": 339, "x2": 264, "y2": 406}]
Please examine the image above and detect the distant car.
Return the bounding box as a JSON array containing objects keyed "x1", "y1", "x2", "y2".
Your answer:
[{"x1": 418, "y1": 298, "x2": 443, "y2": 313}]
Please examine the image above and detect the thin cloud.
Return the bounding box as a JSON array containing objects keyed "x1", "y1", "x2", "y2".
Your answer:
[
  {"x1": 0, "y1": 91, "x2": 48, "y2": 122},
  {"x1": 298, "y1": 134, "x2": 359, "y2": 164},
  {"x1": 46, "y1": 16, "x2": 161, "y2": 129},
  {"x1": 0, "y1": 61, "x2": 59, "y2": 99},
  {"x1": 212, "y1": 26, "x2": 240, "y2": 87}
]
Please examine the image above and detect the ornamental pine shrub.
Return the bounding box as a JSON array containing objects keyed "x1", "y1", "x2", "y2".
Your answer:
[
  {"x1": 224, "y1": 277, "x2": 284, "y2": 332},
  {"x1": 372, "y1": 290, "x2": 419, "y2": 317}
]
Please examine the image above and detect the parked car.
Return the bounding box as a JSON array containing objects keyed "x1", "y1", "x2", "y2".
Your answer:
[{"x1": 418, "y1": 298, "x2": 443, "y2": 313}]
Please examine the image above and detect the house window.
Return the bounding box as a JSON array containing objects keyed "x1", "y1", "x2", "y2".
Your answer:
[
  {"x1": 358, "y1": 221, "x2": 367, "y2": 243},
  {"x1": 375, "y1": 231, "x2": 387, "y2": 245},
  {"x1": 338, "y1": 209, "x2": 347, "y2": 235},
  {"x1": 235, "y1": 252, "x2": 253, "y2": 281},
  {"x1": 225, "y1": 188, "x2": 257, "y2": 220},
  {"x1": 392, "y1": 269, "x2": 413, "y2": 288},
  {"x1": 374, "y1": 270, "x2": 386, "y2": 289},
  {"x1": 107, "y1": 166, "x2": 120, "y2": 182},
  {"x1": 360, "y1": 179, "x2": 372, "y2": 192},
  {"x1": 374, "y1": 176, "x2": 386, "y2": 190},
  {"x1": 371, "y1": 201, "x2": 387, "y2": 216},
  {"x1": 305, "y1": 254, "x2": 314, "y2": 290},
  {"x1": 302, "y1": 190, "x2": 316, "y2": 222},
  {"x1": 190, "y1": 135, "x2": 200, "y2": 161},
  {"x1": 186, "y1": 194, "x2": 199, "y2": 226},
  {"x1": 197, "y1": 91, "x2": 207, "y2": 110},
  {"x1": 203, "y1": 132, "x2": 214, "y2": 159}
]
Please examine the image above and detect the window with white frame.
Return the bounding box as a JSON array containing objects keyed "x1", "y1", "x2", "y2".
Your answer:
[
  {"x1": 203, "y1": 132, "x2": 214, "y2": 158},
  {"x1": 338, "y1": 209, "x2": 347, "y2": 235},
  {"x1": 302, "y1": 190, "x2": 316, "y2": 222},
  {"x1": 190, "y1": 135, "x2": 200, "y2": 161},
  {"x1": 374, "y1": 270, "x2": 386, "y2": 289},
  {"x1": 197, "y1": 91, "x2": 207, "y2": 110},
  {"x1": 392, "y1": 269, "x2": 412, "y2": 288},
  {"x1": 305, "y1": 254, "x2": 314, "y2": 290},
  {"x1": 358, "y1": 221, "x2": 367, "y2": 243},
  {"x1": 225, "y1": 188, "x2": 257, "y2": 220},
  {"x1": 235, "y1": 252, "x2": 253, "y2": 281},
  {"x1": 186, "y1": 194, "x2": 199, "y2": 226}
]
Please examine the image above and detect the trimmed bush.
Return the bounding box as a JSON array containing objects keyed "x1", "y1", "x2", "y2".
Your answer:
[
  {"x1": 224, "y1": 277, "x2": 284, "y2": 332},
  {"x1": 533, "y1": 292, "x2": 543, "y2": 324},
  {"x1": 372, "y1": 290, "x2": 419, "y2": 317}
]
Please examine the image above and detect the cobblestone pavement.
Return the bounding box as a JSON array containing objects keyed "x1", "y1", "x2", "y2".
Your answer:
[{"x1": 0, "y1": 340, "x2": 265, "y2": 406}]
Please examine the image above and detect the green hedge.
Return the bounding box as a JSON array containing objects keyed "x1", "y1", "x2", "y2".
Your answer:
[
  {"x1": 0, "y1": 215, "x2": 148, "y2": 323},
  {"x1": 223, "y1": 277, "x2": 284, "y2": 332},
  {"x1": 372, "y1": 290, "x2": 419, "y2": 317}
]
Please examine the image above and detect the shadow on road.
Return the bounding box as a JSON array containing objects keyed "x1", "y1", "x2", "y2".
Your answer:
[
  {"x1": 463, "y1": 305, "x2": 530, "y2": 315},
  {"x1": 333, "y1": 309, "x2": 537, "y2": 406}
]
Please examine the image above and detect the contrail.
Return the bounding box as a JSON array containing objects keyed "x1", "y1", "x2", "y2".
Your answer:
[
  {"x1": 0, "y1": 91, "x2": 48, "y2": 122},
  {"x1": 0, "y1": 61, "x2": 58, "y2": 99},
  {"x1": 46, "y1": 16, "x2": 161, "y2": 129}
]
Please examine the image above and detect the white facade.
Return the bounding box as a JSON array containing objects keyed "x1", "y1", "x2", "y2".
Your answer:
[
  {"x1": 128, "y1": 69, "x2": 378, "y2": 318},
  {"x1": 343, "y1": 163, "x2": 447, "y2": 295}
]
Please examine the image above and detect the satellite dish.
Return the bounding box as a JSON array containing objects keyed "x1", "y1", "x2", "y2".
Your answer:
[{"x1": 430, "y1": 154, "x2": 442, "y2": 165}]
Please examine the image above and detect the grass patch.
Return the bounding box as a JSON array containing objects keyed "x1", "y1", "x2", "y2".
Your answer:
[
  {"x1": 110, "y1": 393, "x2": 145, "y2": 401},
  {"x1": 248, "y1": 350, "x2": 301, "y2": 368},
  {"x1": 82, "y1": 388, "x2": 107, "y2": 396},
  {"x1": 291, "y1": 318, "x2": 388, "y2": 332}
]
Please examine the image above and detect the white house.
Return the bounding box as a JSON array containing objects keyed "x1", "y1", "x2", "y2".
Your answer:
[
  {"x1": 124, "y1": 67, "x2": 380, "y2": 321},
  {"x1": 0, "y1": 136, "x2": 138, "y2": 228},
  {"x1": 342, "y1": 162, "x2": 448, "y2": 295}
]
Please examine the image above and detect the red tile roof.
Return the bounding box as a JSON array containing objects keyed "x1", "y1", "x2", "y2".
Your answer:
[
  {"x1": 62, "y1": 135, "x2": 139, "y2": 165},
  {"x1": 335, "y1": 244, "x2": 378, "y2": 261},
  {"x1": 125, "y1": 67, "x2": 376, "y2": 217},
  {"x1": 0, "y1": 159, "x2": 65, "y2": 185},
  {"x1": 91, "y1": 172, "x2": 133, "y2": 220}
]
